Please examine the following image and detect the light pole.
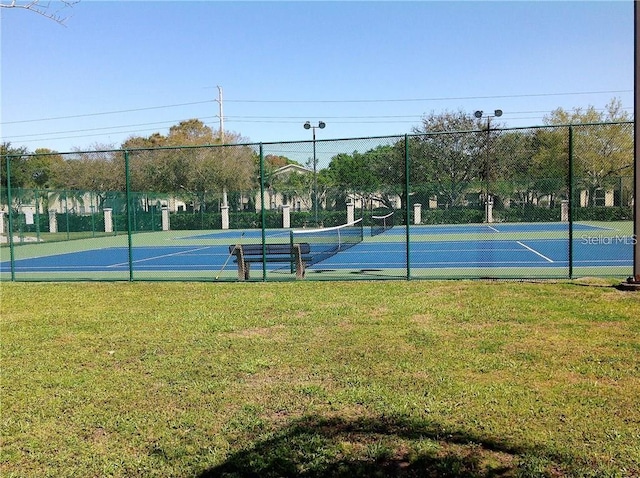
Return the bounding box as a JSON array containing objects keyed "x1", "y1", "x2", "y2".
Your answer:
[
  {"x1": 474, "y1": 109, "x2": 502, "y2": 223},
  {"x1": 304, "y1": 121, "x2": 326, "y2": 225}
]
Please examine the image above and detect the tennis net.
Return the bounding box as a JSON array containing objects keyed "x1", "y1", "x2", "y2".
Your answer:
[
  {"x1": 291, "y1": 218, "x2": 364, "y2": 266},
  {"x1": 371, "y1": 211, "x2": 395, "y2": 236}
]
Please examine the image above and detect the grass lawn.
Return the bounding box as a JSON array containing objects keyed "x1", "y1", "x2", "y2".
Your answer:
[{"x1": 1, "y1": 280, "x2": 639, "y2": 477}]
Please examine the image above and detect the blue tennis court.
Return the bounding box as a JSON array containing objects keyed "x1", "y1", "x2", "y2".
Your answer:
[
  {"x1": 1, "y1": 222, "x2": 632, "y2": 279},
  {"x1": 385, "y1": 222, "x2": 615, "y2": 235}
]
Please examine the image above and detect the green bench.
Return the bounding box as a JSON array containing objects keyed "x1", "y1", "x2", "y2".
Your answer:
[{"x1": 229, "y1": 243, "x2": 311, "y2": 280}]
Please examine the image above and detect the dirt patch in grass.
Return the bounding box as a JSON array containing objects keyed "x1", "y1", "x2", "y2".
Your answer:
[{"x1": 223, "y1": 324, "x2": 287, "y2": 339}]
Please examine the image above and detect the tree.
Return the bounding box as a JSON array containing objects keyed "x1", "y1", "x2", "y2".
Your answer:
[
  {"x1": 46, "y1": 146, "x2": 124, "y2": 214},
  {"x1": 326, "y1": 150, "x2": 381, "y2": 210},
  {"x1": 528, "y1": 127, "x2": 570, "y2": 208},
  {"x1": 1, "y1": 142, "x2": 32, "y2": 190},
  {"x1": 412, "y1": 110, "x2": 487, "y2": 208},
  {"x1": 1, "y1": 143, "x2": 30, "y2": 215},
  {"x1": 265, "y1": 155, "x2": 300, "y2": 169},
  {"x1": 1, "y1": 0, "x2": 79, "y2": 25},
  {"x1": 324, "y1": 142, "x2": 408, "y2": 213},
  {"x1": 490, "y1": 129, "x2": 565, "y2": 209},
  {"x1": 123, "y1": 120, "x2": 257, "y2": 212},
  {"x1": 28, "y1": 149, "x2": 65, "y2": 189},
  {"x1": 544, "y1": 98, "x2": 633, "y2": 206}
]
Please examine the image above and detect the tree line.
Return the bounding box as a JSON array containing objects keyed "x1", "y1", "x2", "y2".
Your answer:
[
  {"x1": 1, "y1": 99, "x2": 633, "y2": 214},
  {"x1": 322, "y1": 99, "x2": 633, "y2": 211}
]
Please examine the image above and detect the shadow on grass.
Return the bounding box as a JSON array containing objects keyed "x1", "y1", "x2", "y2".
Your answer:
[{"x1": 198, "y1": 414, "x2": 557, "y2": 477}]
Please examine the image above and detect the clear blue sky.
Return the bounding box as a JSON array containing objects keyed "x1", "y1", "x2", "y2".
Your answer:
[{"x1": 0, "y1": 0, "x2": 634, "y2": 154}]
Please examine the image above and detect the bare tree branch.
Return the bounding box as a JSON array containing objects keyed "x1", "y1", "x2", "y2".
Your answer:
[{"x1": 0, "y1": 0, "x2": 80, "y2": 26}]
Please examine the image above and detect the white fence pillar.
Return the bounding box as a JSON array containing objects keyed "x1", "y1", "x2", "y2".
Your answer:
[
  {"x1": 161, "y1": 205, "x2": 170, "y2": 231},
  {"x1": 413, "y1": 203, "x2": 422, "y2": 225},
  {"x1": 346, "y1": 202, "x2": 355, "y2": 224},
  {"x1": 0, "y1": 211, "x2": 4, "y2": 235},
  {"x1": 104, "y1": 208, "x2": 113, "y2": 233},
  {"x1": 282, "y1": 205, "x2": 291, "y2": 229},
  {"x1": 221, "y1": 205, "x2": 230, "y2": 230},
  {"x1": 485, "y1": 196, "x2": 494, "y2": 223},
  {"x1": 561, "y1": 199, "x2": 569, "y2": 222},
  {"x1": 49, "y1": 210, "x2": 58, "y2": 234}
]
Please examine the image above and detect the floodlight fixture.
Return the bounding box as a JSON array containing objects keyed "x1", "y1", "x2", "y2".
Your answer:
[
  {"x1": 475, "y1": 110, "x2": 502, "y2": 119},
  {"x1": 303, "y1": 121, "x2": 326, "y2": 225}
]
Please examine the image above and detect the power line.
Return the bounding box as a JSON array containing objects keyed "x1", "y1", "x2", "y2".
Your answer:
[
  {"x1": 1, "y1": 90, "x2": 631, "y2": 126},
  {"x1": 5, "y1": 116, "x2": 219, "y2": 140},
  {"x1": 225, "y1": 114, "x2": 424, "y2": 120},
  {"x1": 225, "y1": 90, "x2": 633, "y2": 104},
  {"x1": 3, "y1": 102, "x2": 632, "y2": 146},
  {"x1": 6, "y1": 127, "x2": 184, "y2": 144},
  {"x1": 1, "y1": 100, "x2": 216, "y2": 125},
  {"x1": 6, "y1": 106, "x2": 633, "y2": 141}
]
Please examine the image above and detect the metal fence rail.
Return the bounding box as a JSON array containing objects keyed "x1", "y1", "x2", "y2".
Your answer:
[{"x1": 1, "y1": 122, "x2": 635, "y2": 282}]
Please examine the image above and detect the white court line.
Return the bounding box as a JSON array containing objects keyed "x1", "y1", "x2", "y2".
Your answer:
[
  {"x1": 516, "y1": 241, "x2": 554, "y2": 263},
  {"x1": 486, "y1": 225, "x2": 500, "y2": 232},
  {"x1": 108, "y1": 246, "x2": 213, "y2": 268}
]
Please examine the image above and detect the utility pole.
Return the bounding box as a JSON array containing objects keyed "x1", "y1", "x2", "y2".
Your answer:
[
  {"x1": 631, "y1": 0, "x2": 639, "y2": 283},
  {"x1": 216, "y1": 85, "x2": 228, "y2": 208},
  {"x1": 217, "y1": 85, "x2": 224, "y2": 142},
  {"x1": 620, "y1": 1, "x2": 639, "y2": 290}
]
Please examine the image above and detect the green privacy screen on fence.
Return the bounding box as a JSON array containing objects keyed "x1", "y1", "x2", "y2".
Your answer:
[{"x1": 1, "y1": 122, "x2": 635, "y2": 282}]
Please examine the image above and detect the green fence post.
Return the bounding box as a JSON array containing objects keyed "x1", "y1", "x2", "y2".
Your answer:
[
  {"x1": 259, "y1": 144, "x2": 267, "y2": 281},
  {"x1": 568, "y1": 125, "x2": 574, "y2": 279},
  {"x1": 619, "y1": 3, "x2": 640, "y2": 284},
  {"x1": 634, "y1": 6, "x2": 640, "y2": 285},
  {"x1": 5, "y1": 155, "x2": 16, "y2": 281},
  {"x1": 64, "y1": 190, "x2": 70, "y2": 241},
  {"x1": 405, "y1": 134, "x2": 411, "y2": 280},
  {"x1": 125, "y1": 150, "x2": 134, "y2": 281},
  {"x1": 35, "y1": 189, "x2": 41, "y2": 242},
  {"x1": 91, "y1": 191, "x2": 96, "y2": 237}
]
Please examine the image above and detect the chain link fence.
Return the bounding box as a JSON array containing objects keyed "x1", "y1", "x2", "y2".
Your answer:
[{"x1": 1, "y1": 122, "x2": 634, "y2": 281}]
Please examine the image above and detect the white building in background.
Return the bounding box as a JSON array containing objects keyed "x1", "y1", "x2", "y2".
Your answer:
[
  {"x1": 257, "y1": 164, "x2": 313, "y2": 212},
  {"x1": 579, "y1": 189, "x2": 615, "y2": 207}
]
